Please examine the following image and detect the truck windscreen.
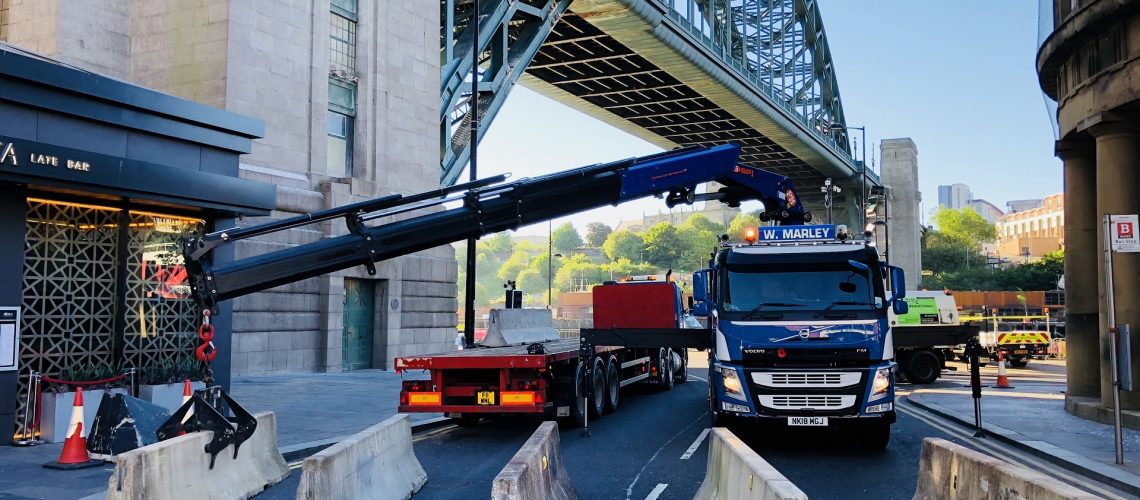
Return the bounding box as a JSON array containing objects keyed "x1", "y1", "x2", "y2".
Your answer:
[{"x1": 721, "y1": 262, "x2": 876, "y2": 314}]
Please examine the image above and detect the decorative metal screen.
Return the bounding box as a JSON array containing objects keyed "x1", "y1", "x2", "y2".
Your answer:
[
  {"x1": 120, "y1": 211, "x2": 204, "y2": 371},
  {"x1": 15, "y1": 199, "x2": 204, "y2": 435},
  {"x1": 18, "y1": 199, "x2": 120, "y2": 434}
]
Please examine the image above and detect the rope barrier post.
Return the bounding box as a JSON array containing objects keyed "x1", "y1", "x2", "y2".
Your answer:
[{"x1": 14, "y1": 371, "x2": 41, "y2": 446}]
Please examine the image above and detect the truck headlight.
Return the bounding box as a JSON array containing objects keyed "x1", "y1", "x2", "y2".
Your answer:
[
  {"x1": 869, "y1": 366, "x2": 892, "y2": 402},
  {"x1": 719, "y1": 366, "x2": 746, "y2": 401}
]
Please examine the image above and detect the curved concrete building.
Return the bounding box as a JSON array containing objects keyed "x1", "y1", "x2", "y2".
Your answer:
[{"x1": 1038, "y1": 0, "x2": 1140, "y2": 422}]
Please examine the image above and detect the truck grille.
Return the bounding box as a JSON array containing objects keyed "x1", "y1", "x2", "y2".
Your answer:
[
  {"x1": 757, "y1": 395, "x2": 856, "y2": 410},
  {"x1": 752, "y1": 372, "x2": 861, "y2": 388}
]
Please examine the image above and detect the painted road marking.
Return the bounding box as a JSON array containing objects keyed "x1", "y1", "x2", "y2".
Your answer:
[
  {"x1": 645, "y1": 483, "x2": 668, "y2": 500},
  {"x1": 413, "y1": 424, "x2": 459, "y2": 442},
  {"x1": 624, "y1": 412, "x2": 708, "y2": 500},
  {"x1": 681, "y1": 428, "x2": 711, "y2": 460},
  {"x1": 688, "y1": 374, "x2": 707, "y2": 383}
]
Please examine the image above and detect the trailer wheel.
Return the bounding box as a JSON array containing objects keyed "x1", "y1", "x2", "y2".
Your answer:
[
  {"x1": 590, "y1": 357, "x2": 606, "y2": 417},
  {"x1": 572, "y1": 363, "x2": 588, "y2": 427},
  {"x1": 658, "y1": 349, "x2": 674, "y2": 391},
  {"x1": 604, "y1": 356, "x2": 620, "y2": 414},
  {"x1": 453, "y1": 413, "x2": 480, "y2": 427},
  {"x1": 905, "y1": 350, "x2": 941, "y2": 385},
  {"x1": 673, "y1": 349, "x2": 688, "y2": 384}
]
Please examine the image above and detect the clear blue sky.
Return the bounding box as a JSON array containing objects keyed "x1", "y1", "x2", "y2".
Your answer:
[{"x1": 472, "y1": 1, "x2": 1059, "y2": 236}]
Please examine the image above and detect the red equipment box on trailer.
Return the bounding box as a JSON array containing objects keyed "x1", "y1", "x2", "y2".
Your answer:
[{"x1": 592, "y1": 281, "x2": 683, "y2": 329}]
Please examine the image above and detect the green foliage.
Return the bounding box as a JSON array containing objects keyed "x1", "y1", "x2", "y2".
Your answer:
[
  {"x1": 552, "y1": 222, "x2": 584, "y2": 253},
  {"x1": 479, "y1": 231, "x2": 515, "y2": 256},
  {"x1": 584, "y1": 222, "x2": 613, "y2": 248},
  {"x1": 931, "y1": 207, "x2": 996, "y2": 250},
  {"x1": 727, "y1": 213, "x2": 761, "y2": 243},
  {"x1": 497, "y1": 249, "x2": 531, "y2": 283},
  {"x1": 602, "y1": 231, "x2": 644, "y2": 262},
  {"x1": 529, "y1": 252, "x2": 563, "y2": 284},
  {"x1": 922, "y1": 246, "x2": 1064, "y2": 292},
  {"x1": 140, "y1": 356, "x2": 208, "y2": 386},
  {"x1": 47, "y1": 362, "x2": 119, "y2": 393},
  {"x1": 677, "y1": 226, "x2": 717, "y2": 272},
  {"x1": 643, "y1": 222, "x2": 684, "y2": 270},
  {"x1": 516, "y1": 268, "x2": 547, "y2": 298},
  {"x1": 682, "y1": 214, "x2": 723, "y2": 234},
  {"x1": 554, "y1": 254, "x2": 609, "y2": 291},
  {"x1": 604, "y1": 258, "x2": 658, "y2": 279}
]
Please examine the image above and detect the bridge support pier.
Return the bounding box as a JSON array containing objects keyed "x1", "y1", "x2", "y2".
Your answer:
[
  {"x1": 1058, "y1": 139, "x2": 1099, "y2": 399},
  {"x1": 1092, "y1": 123, "x2": 1140, "y2": 410}
]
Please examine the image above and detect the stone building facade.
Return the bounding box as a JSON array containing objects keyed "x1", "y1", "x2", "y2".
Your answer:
[
  {"x1": 1038, "y1": 0, "x2": 1140, "y2": 422},
  {"x1": 2, "y1": 0, "x2": 457, "y2": 374},
  {"x1": 878, "y1": 138, "x2": 922, "y2": 288}
]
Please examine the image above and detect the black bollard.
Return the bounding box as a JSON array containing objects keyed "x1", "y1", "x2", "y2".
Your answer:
[{"x1": 966, "y1": 337, "x2": 985, "y2": 437}]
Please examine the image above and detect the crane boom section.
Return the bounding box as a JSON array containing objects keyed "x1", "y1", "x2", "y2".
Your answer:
[{"x1": 185, "y1": 144, "x2": 808, "y2": 311}]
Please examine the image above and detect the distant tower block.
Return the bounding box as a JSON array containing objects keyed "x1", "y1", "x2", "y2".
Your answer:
[{"x1": 879, "y1": 139, "x2": 922, "y2": 287}]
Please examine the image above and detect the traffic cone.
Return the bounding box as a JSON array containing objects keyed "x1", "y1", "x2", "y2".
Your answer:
[
  {"x1": 992, "y1": 352, "x2": 1014, "y2": 389},
  {"x1": 44, "y1": 387, "x2": 101, "y2": 470},
  {"x1": 179, "y1": 379, "x2": 194, "y2": 433}
]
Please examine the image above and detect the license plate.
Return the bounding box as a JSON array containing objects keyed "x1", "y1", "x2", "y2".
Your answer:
[
  {"x1": 1014, "y1": 350, "x2": 1028, "y2": 355},
  {"x1": 477, "y1": 391, "x2": 496, "y2": 405},
  {"x1": 788, "y1": 416, "x2": 828, "y2": 426}
]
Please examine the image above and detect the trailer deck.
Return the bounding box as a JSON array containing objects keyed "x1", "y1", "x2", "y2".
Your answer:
[{"x1": 393, "y1": 339, "x2": 621, "y2": 371}]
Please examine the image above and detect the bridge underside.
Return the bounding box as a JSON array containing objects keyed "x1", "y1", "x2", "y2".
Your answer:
[{"x1": 516, "y1": 7, "x2": 859, "y2": 221}]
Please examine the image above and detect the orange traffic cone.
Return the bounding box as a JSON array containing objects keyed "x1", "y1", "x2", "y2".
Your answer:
[
  {"x1": 992, "y1": 352, "x2": 1014, "y2": 389},
  {"x1": 44, "y1": 387, "x2": 101, "y2": 470},
  {"x1": 179, "y1": 379, "x2": 194, "y2": 434}
]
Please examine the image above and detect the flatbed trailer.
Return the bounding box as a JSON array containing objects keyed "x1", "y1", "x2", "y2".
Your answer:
[{"x1": 395, "y1": 337, "x2": 685, "y2": 425}]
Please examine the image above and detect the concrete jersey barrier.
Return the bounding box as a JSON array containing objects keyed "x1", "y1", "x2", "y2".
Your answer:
[
  {"x1": 694, "y1": 427, "x2": 807, "y2": 500},
  {"x1": 491, "y1": 421, "x2": 577, "y2": 500},
  {"x1": 913, "y1": 438, "x2": 1099, "y2": 500},
  {"x1": 106, "y1": 411, "x2": 289, "y2": 500},
  {"x1": 481, "y1": 308, "x2": 559, "y2": 347},
  {"x1": 296, "y1": 413, "x2": 427, "y2": 500}
]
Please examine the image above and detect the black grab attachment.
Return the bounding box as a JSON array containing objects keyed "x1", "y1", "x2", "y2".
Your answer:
[{"x1": 156, "y1": 386, "x2": 257, "y2": 469}]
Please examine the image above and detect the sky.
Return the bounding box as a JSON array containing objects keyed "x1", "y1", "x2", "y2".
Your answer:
[{"x1": 469, "y1": 1, "x2": 1059, "y2": 237}]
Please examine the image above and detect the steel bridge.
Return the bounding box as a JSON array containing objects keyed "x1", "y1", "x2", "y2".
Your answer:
[{"x1": 441, "y1": 0, "x2": 872, "y2": 223}]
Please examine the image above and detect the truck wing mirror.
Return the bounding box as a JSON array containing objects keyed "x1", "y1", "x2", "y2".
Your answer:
[
  {"x1": 688, "y1": 296, "x2": 695, "y2": 309},
  {"x1": 691, "y1": 302, "x2": 709, "y2": 317},
  {"x1": 893, "y1": 299, "x2": 909, "y2": 315},
  {"x1": 693, "y1": 270, "x2": 709, "y2": 302}
]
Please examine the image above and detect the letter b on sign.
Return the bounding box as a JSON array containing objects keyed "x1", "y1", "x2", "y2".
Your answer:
[{"x1": 1120, "y1": 222, "x2": 1135, "y2": 239}]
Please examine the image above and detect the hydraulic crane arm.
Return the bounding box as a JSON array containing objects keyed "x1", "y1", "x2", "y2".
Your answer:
[{"x1": 184, "y1": 143, "x2": 809, "y2": 311}]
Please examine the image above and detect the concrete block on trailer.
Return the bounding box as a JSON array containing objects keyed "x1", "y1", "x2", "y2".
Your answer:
[
  {"x1": 481, "y1": 308, "x2": 559, "y2": 347},
  {"x1": 694, "y1": 427, "x2": 807, "y2": 500},
  {"x1": 912, "y1": 438, "x2": 1097, "y2": 500},
  {"x1": 491, "y1": 421, "x2": 577, "y2": 500},
  {"x1": 296, "y1": 413, "x2": 427, "y2": 500},
  {"x1": 106, "y1": 411, "x2": 289, "y2": 500}
]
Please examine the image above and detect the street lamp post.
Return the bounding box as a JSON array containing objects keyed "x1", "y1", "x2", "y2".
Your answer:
[{"x1": 829, "y1": 124, "x2": 868, "y2": 227}]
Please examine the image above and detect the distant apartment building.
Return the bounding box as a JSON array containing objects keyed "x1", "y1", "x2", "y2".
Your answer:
[
  {"x1": 937, "y1": 183, "x2": 972, "y2": 209},
  {"x1": 967, "y1": 199, "x2": 1005, "y2": 224},
  {"x1": 1006, "y1": 199, "x2": 1044, "y2": 213},
  {"x1": 995, "y1": 194, "x2": 1064, "y2": 261}
]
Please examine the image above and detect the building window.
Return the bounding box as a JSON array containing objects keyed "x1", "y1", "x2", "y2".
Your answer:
[
  {"x1": 328, "y1": 0, "x2": 358, "y2": 178},
  {"x1": 327, "y1": 109, "x2": 353, "y2": 177}
]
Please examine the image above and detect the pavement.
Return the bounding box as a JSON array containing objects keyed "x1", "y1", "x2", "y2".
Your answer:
[
  {"x1": 904, "y1": 358, "x2": 1140, "y2": 497},
  {"x1": 0, "y1": 369, "x2": 437, "y2": 500}
]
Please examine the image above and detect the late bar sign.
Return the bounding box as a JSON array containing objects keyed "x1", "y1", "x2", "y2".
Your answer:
[{"x1": 0, "y1": 139, "x2": 91, "y2": 172}]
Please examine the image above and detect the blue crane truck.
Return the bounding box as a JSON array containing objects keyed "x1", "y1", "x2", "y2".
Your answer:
[{"x1": 690, "y1": 224, "x2": 908, "y2": 448}]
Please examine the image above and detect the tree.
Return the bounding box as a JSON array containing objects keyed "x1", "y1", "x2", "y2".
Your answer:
[
  {"x1": 497, "y1": 249, "x2": 530, "y2": 283},
  {"x1": 477, "y1": 231, "x2": 515, "y2": 256},
  {"x1": 643, "y1": 222, "x2": 684, "y2": 270},
  {"x1": 727, "y1": 213, "x2": 761, "y2": 242},
  {"x1": 584, "y1": 222, "x2": 613, "y2": 248},
  {"x1": 604, "y1": 258, "x2": 658, "y2": 279},
  {"x1": 931, "y1": 207, "x2": 996, "y2": 251},
  {"x1": 602, "y1": 231, "x2": 644, "y2": 262},
  {"x1": 528, "y1": 252, "x2": 563, "y2": 285},
  {"x1": 551, "y1": 222, "x2": 584, "y2": 253},
  {"x1": 677, "y1": 226, "x2": 717, "y2": 272},
  {"x1": 682, "y1": 214, "x2": 723, "y2": 234},
  {"x1": 516, "y1": 268, "x2": 546, "y2": 298}
]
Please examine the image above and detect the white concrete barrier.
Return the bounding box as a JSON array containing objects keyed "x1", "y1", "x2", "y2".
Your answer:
[
  {"x1": 913, "y1": 438, "x2": 1098, "y2": 500},
  {"x1": 694, "y1": 428, "x2": 807, "y2": 500},
  {"x1": 106, "y1": 411, "x2": 289, "y2": 500},
  {"x1": 296, "y1": 414, "x2": 427, "y2": 500},
  {"x1": 481, "y1": 308, "x2": 559, "y2": 347},
  {"x1": 491, "y1": 421, "x2": 576, "y2": 500}
]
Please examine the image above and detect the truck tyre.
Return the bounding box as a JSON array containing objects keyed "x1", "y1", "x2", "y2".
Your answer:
[
  {"x1": 659, "y1": 349, "x2": 674, "y2": 391},
  {"x1": 572, "y1": 363, "x2": 588, "y2": 427},
  {"x1": 674, "y1": 349, "x2": 688, "y2": 384},
  {"x1": 861, "y1": 421, "x2": 891, "y2": 449},
  {"x1": 590, "y1": 357, "x2": 606, "y2": 417},
  {"x1": 905, "y1": 350, "x2": 941, "y2": 385},
  {"x1": 604, "y1": 356, "x2": 620, "y2": 414},
  {"x1": 453, "y1": 413, "x2": 480, "y2": 427}
]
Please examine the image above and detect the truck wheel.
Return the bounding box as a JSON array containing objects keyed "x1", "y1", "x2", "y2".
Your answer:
[
  {"x1": 905, "y1": 351, "x2": 941, "y2": 385},
  {"x1": 659, "y1": 349, "x2": 674, "y2": 391},
  {"x1": 860, "y1": 421, "x2": 891, "y2": 449},
  {"x1": 604, "y1": 356, "x2": 620, "y2": 414},
  {"x1": 590, "y1": 357, "x2": 606, "y2": 417},
  {"x1": 674, "y1": 350, "x2": 688, "y2": 384},
  {"x1": 1009, "y1": 359, "x2": 1028, "y2": 368},
  {"x1": 572, "y1": 363, "x2": 588, "y2": 427},
  {"x1": 453, "y1": 413, "x2": 480, "y2": 427}
]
